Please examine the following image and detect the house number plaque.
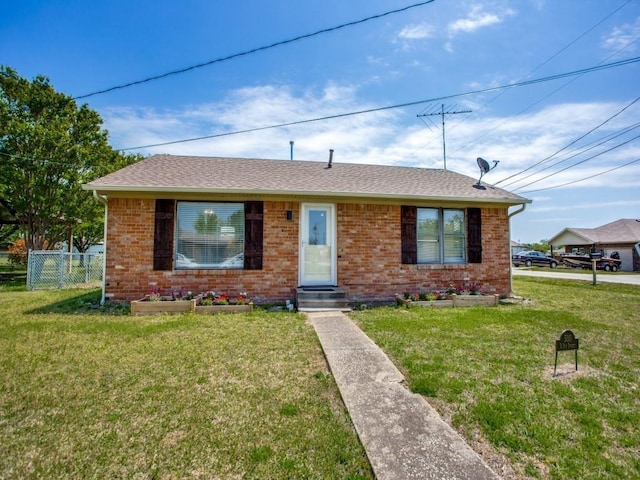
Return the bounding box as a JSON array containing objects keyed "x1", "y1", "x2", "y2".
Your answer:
[{"x1": 554, "y1": 330, "x2": 579, "y2": 377}]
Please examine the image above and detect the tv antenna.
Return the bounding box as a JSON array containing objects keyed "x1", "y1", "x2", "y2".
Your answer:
[
  {"x1": 417, "y1": 103, "x2": 471, "y2": 170},
  {"x1": 475, "y1": 157, "x2": 499, "y2": 188}
]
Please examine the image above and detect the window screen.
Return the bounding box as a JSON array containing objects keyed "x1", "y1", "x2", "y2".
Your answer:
[
  {"x1": 175, "y1": 202, "x2": 244, "y2": 269},
  {"x1": 417, "y1": 208, "x2": 465, "y2": 264}
]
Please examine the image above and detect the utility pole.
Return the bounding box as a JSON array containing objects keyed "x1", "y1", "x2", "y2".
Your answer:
[{"x1": 417, "y1": 104, "x2": 471, "y2": 170}]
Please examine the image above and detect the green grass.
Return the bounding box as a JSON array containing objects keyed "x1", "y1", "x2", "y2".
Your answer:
[
  {"x1": 0, "y1": 257, "x2": 26, "y2": 290},
  {"x1": 0, "y1": 288, "x2": 372, "y2": 479},
  {"x1": 352, "y1": 277, "x2": 640, "y2": 479}
]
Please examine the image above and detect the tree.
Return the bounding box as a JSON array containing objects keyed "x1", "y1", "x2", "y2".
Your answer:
[
  {"x1": 0, "y1": 66, "x2": 140, "y2": 251},
  {"x1": 0, "y1": 198, "x2": 19, "y2": 244},
  {"x1": 194, "y1": 211, "x2": 219, "y2": 234},
  {"x1": 529, "y1": 239, "x2": 551, "y2": 253}
]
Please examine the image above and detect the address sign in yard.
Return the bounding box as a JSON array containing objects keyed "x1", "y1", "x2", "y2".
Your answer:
[{"x1": 554, "y1": 329, "x2": 579, "y2": 377}]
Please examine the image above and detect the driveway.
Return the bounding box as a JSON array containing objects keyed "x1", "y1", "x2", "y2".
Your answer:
[{"x1": 512, "y1": 268, "x2": 640, "y2": 286}]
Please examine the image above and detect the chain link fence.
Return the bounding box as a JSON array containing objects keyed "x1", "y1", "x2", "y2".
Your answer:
[{"x1": 27, "y1": 250, "x2": 104, "y2": 290}]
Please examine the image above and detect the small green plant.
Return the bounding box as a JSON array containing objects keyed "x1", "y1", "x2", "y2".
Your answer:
[{"x1": 171, "y1": 289, "x2": 194, "y2": 300}]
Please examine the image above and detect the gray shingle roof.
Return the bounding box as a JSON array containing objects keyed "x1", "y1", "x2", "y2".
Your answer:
[
  {"x1": 563, "y1": 219, "x2": 640, "y2": 244},
  {"x1": 84, "y1": 154, "x2": 529, "y2": 205}
]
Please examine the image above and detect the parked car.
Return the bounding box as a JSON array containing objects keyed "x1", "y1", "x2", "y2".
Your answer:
[
  {"x1": 512, "y1": 250, "x2": 558, "y2": 268},
  {"x1": 176, "y1": 253, "x2": 199, "y2": 268},
  {"x1": 220, "y1": 252, "x2": 244, "y2": 268}
]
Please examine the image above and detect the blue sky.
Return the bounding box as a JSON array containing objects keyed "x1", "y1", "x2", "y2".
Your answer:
[{"x1": 2, "y1": 0, "x2": 639, "y2": 244}]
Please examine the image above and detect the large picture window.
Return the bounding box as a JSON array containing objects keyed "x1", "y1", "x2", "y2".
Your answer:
[
  {"x1": 175, "y1": 202, "x2": 245, "y2": 269},
  {"x1": 417, "y1": 208, "x2": 465, "y2": 264}
]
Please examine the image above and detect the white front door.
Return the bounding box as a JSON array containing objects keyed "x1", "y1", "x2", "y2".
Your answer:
[{"x1": 300, "y1": 203, "x2": 336, "y2": 285}]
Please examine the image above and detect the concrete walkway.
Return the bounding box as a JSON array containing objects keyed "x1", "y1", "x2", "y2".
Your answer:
[{"x1": 307, "y1": 311, "x2": 500, "y2": 480}]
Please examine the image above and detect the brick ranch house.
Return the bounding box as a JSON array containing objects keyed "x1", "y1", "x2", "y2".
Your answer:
[{"x1": 82, "y1": 154, "x2": 530, "y2": 306}]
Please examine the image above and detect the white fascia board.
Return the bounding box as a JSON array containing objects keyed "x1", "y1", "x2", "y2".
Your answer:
[{"x1": 82, "y1": 184, "x2": 530, "y2": 206}]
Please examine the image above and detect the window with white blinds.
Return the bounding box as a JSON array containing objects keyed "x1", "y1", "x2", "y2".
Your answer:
[
  {"x1": 175, "y1": 202, "x2": 244, "y2": 269},
  {"x1": 417, "y1": 208, "x2": 465, "y2": 264}
]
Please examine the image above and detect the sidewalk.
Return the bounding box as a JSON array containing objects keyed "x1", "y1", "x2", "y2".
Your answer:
[{"x1": 307, "y1": 311, "x2": 500, "y2": 480}]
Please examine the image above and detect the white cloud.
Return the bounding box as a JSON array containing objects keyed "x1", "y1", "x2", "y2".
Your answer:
[
  {"x1": 602, "y1": 17, "x2": 640, "y2": 54},
  {"x1": 103, "y1": 87, "x2": 640, "y2": 193},
  {"x1": 398, "y1": 23, "x2": 434, "y2": 40},
  {"x1": 448, "y1": 5, "x2": 516, "y2": 35},
  {"x1": 104, "y1": 84, "x2": 399, "y2": 162}
]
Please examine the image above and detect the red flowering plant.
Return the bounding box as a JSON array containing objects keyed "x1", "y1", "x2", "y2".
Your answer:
[
  {"x1": 402, "y1": 290, "x2": 448, "y2": 302},
  {"x1": 148, "y1": 288, "x2": 162, "y2": 302},
  {"x1": 200, "y1": 291, "x2": 250, "y2": 306}
]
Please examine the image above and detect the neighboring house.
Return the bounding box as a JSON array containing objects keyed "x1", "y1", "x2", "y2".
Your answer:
[
  {"x1": 548, "y1": 219, "x2": 640, "y2": 272},
  {"x1": 510, "y1": 240, "x2": 528, "y2": 257},
  {"x1": 82, "y1": 154, "x2": 530, "y2": 305}
]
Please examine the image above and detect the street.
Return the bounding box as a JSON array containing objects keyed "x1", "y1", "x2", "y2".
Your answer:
[{"x1": 512, "y1": 268, "x2": 640, "y2": 286}]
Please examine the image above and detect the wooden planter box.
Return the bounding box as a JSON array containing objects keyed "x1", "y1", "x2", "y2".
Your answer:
[
  {"x1": 194, "y1": 303, "x2": 253, "y2": 315},
  {"x1": 395, "y1": 295, "x2": 453, "y2": 308},
  {"x1": 450, "y1": 294, "x2": 499, "y2": 307},
  {"x1": 412, "y1": 299, "x2": 454, "y2": 308},
  {"x1": 395, "y1": 294, "x2": 498, "y2": 308},
  {"x1": 130, "y1": 296, "x2": 198, "y2": 316}
]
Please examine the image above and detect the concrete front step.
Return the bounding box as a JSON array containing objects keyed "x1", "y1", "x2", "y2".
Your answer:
[{"x1": 296, "y1": 287, "x2": 352, "y2": 311}]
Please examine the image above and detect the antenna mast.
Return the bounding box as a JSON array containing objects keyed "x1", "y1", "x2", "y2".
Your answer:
[{"x1": 417, "y1": 104, "x2": 471, "y2": 170}]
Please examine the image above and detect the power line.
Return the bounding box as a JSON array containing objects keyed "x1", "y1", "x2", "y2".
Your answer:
[
  {"x1": 518, "y1": 157, "x2": 640, "y2": 194},
  {"x1": 411, "y1": 0, "x2": 635, "y2": 162},
  {"x1": 502, "y1": 121, "x2": 640, "y2": 189},
  {"x1": 495, "y1": 95, "x2": 640, "y2": 187},
  {"x1": 451, "y1": 34, "x2": 640, "y2": 161},
  {"x1": 0, "y1": 151, "x2": 82, "y2": 168},
  {"x1": 120, "y1": 56, "x2": 640, "y2": 151},
  {"x1": 73, "y1": 1, "x2": 436, "y2": 100},
  {"x1": 513, "y1": 133, "x2": 640, "y2": 191}
]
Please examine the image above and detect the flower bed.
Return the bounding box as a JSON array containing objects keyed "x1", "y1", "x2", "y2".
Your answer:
[
  {"x1": 195, "y1": 291, "x2": 253, "y2": 315},
  {"x1": 130, "y1": 289, "x2": 254, "y2": 316},
  {"x1": 449, "y1": 293, "x2": 499, "y2": 307},
  {"x1": 395, "y1": 294, "x2": 453, "y2": 308},
  {"x1": 131, "y1": 295, "x2": 198, "y2": 316},
  {"x1": 395, "y1": 284, "x2": 499, "y2": 309}
]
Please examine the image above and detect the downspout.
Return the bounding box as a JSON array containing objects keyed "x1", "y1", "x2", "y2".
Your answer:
[
  {"x1": 508, "y1": 203, "x2": 528, "y2": 295},
  {"x1": 92, "y1": 190, "x2": 108, "y2": 305}
]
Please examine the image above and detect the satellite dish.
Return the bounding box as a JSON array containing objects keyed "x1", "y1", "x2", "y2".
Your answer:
[
  {"x1": 477, "y1": 157, "x2": 491, "y2": 174},
  {"x1": 475, "y1": 157, "x2": 499, "y2": 187}
]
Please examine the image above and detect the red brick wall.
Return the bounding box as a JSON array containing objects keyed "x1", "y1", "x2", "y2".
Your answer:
[
  {"x1": 336, "y1": 204, "x2": 511, "y2": 302},
  {"x1": 105, "y1": 198, "x2": 512, "y2": 303},
  {"x1": 105, "y1": 198, "x2": 300, "y2": 303}
]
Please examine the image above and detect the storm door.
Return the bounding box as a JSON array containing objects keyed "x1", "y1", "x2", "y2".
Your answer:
[{"x1": 299, "y1": 203, "x2": 336, "y2": 285}]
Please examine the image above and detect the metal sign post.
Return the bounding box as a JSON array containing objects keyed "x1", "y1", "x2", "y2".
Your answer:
[{"x1": 554, "y1": 330, "x2": 579, "y2": 377}]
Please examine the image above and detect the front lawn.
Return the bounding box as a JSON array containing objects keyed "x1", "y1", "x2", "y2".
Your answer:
[
  {"x1": 0, "y1": 288, "x2": 372, "y2": 479},
  {"x1": 353, "y1": 277, "x2": 640, "y2": 479}
]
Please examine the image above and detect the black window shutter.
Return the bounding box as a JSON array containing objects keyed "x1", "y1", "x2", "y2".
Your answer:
[
  {"x1": 401, "y1": 205, "x2": 417, "y2": 264},
  {"x1": 467, "y1": 207, "x2": 482, "y2": 263},
  {"x1": 244, "y1": 201, "x2": 263, "y2": 270},
  {"x1": 153, "y1": 199, "x2": 176, "y2": 271}
]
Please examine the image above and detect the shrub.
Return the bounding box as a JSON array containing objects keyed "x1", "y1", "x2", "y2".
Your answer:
[{"x1": 8, "y1": 238, "x2": 27, "y2": 266}]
